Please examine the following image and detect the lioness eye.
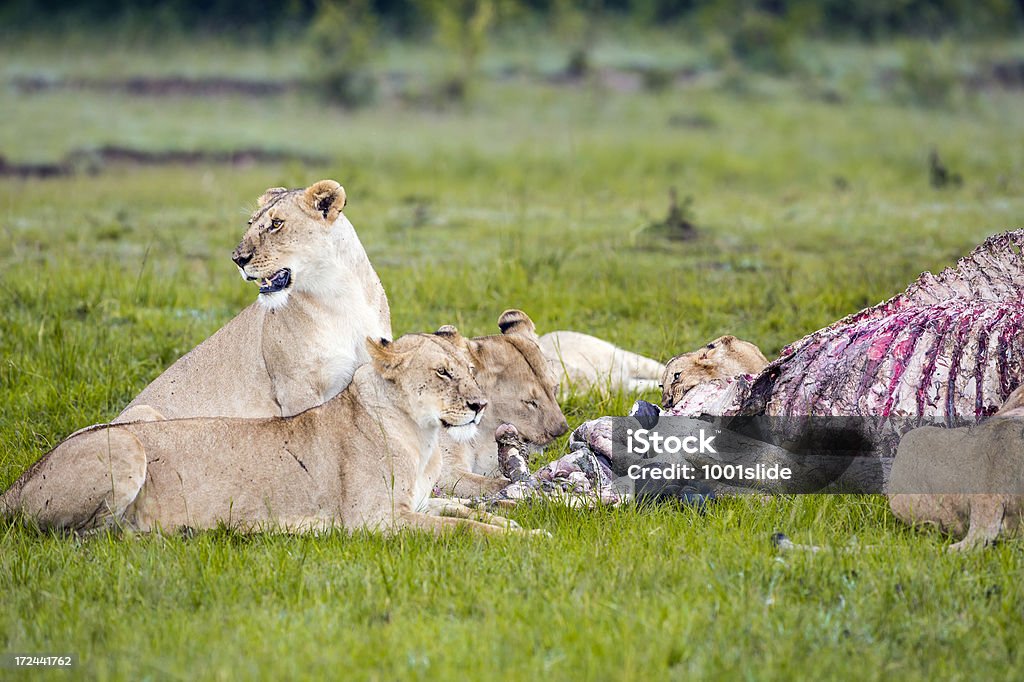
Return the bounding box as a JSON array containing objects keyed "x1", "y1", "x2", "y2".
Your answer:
[
  {"x1": 269, "y1": 218, "x2": 284, "y2": 232},
  {"x1": 436, "y1": 367, "x2": 451, "y2": 379},
  {"x1": 525, "y1": 399, "x2": 538, "y2": 408}
]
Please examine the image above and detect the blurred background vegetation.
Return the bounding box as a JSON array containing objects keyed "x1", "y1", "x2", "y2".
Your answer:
[
  {"x1": 3, "y1": 0, "x2": 1022, "y2": 38},
  {"x1": 2, "y1": 0, "x2": 1023, "y2": 107}
]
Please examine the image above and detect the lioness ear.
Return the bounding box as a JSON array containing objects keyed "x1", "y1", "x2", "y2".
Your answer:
[
  {"x1": 497, "y1": 309, "x2": 537, "y2": 338},
  {"x1": 257, "y1": 187, "x2": 287, "y2": 208},
  {"x1": 697, "y1": 336, "x2": 732, "y2": 363},
  {"x1": 696, "y1": 346, "x2": 719, "y2": 367},
  {"x1": 304, "y1": 179, "x2": 347, "y2": 223},
  {"x1": 434, "y1": 324, "x2": 470, "y2": 351},
  {"x1": 366, "y1": 337, "x2": 401, "y2": 377}
]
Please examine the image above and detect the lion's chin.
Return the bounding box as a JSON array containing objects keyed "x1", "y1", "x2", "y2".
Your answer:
[
  {"x1": 257, "y1": 288, "x2": 291, "y2": 310},
  {"x1": 444, "y1": 422, "x2": 479, "y2": 444}
]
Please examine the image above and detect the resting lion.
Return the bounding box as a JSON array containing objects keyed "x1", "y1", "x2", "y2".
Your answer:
[
  {"x1": 539, "y1": 330, "x2": 665, "y2": 396},
  {"x1": 117, "y1": 179, "x2": 391, "y2": 422},
  {"x1": 1, "y1": 334, "x2": 531, "y2": 536},
  {"x1": 889, "y1": 384, "x2": 1024, "y2": 551},
  {"x1": 434, "y1": 310, "x2": 568, "y2": 497},
  {"x1": 660, "y1": 335, "x2": 769, "y2": 408}
]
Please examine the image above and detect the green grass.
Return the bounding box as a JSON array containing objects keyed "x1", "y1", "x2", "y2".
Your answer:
[{"x1": 1, "y1": 32, "x2": 1023, "y2": 680}]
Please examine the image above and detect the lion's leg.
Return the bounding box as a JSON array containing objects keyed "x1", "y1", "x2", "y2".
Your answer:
[
  {"x1": 627, "y1": 378, "x2": 663, "y2": 393},
  {"x1": 397, "y1": 510, "x2": 533, "y2": 536},
  {"x1": 439, "y1": 469, "x2": 510, "y2": 498},
  {"x1": 3, "y1": 428, "x2": 147, "y2": 532},
  {"x1": 420, "y1": 497, "x2": 523, "y2": 530},
  {"x1": 276, "y1": 516, "x2": 343, "y2": 535},
  {"x1": 949, "y1": 495, "x2": 1006, "y2": 552}
]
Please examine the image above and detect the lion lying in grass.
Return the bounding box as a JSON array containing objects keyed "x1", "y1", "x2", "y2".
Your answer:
[
  {"x1": 117, "y1": 179, "x2": 391, "y2": 422},
  {"x1": 539, "y1": 330, "x2": 665, "y2": 396},
  {"x1": 1, "y1": 334, "x2": 533, "y2": 536}
]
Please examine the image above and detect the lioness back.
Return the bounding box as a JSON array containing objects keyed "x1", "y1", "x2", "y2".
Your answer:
[
  {"x1": 120, "y1": 304, "x2": 278, "y2": 420},
  {"x1": 539, "y1": 330, "x2": 665, "y2": 396}
]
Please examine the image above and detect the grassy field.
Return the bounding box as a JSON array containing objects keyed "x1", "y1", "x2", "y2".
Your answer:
[{"x1": 1, "y1": 31, "x2": 1023, "y2": 680}]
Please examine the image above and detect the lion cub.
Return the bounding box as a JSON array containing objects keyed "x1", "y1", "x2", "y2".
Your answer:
[
  {"x1": 2, "y1": 335, "x2": 531, "y2": 536},
  {"x1": 118, "y1": 179, "x2": 391, "y2": 422}
]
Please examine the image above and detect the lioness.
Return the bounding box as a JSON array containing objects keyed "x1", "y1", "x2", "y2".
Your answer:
[
  {"x1": 1, "y1": 334, "x2": 531, "y2": 536},
  {"x1": 434, "y1": 310, "x2": 568, "y2": 497},
  {"x1": 539, "y1": 330, "x2": 665, "y2": 396},
  {"x1": 889, "y1": 384, "x2": 1024, "y2": 551},
  {"x1": 660, "y1": 335, "x2": 769, "y2": 408},
  {"x1": 117, "y1": 179, "x2": 391, "y2": 422}
]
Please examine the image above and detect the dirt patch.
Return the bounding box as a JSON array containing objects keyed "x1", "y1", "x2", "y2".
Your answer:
[
  {"x1": 13, "y1": 76, "x2": 298, "y2": 97},
  {"x1": 0, "y1": 156, "x2": 70, "y2": 179},
  {"x1": 982, "y1": 58, "x2": 1024, "y2": 89},
  {"x1": 546, "y1": 66, "x2": 701, "y2": 93},
  {"x1": 0, "y1": 146, "x2": 328, "y2": 179}
]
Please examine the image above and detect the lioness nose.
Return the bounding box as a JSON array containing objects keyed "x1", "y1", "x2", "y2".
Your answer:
[
  {"x1": 467, "y1": 399, "x2": 488, "y2": 414},
  {"x1": 232, "y1": 251, "x2": 253, "y2": 268},
  {"x1": 551, "y1": 418, "x2": 569, "y2": 437}
]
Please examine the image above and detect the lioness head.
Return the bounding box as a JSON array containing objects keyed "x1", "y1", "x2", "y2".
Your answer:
[
  {"x1": 232, "y1": 179, "x2": 348, "y2": 308},
  {"x1": 661, "y1": 335, "x2": 768, "y2": 408},
  {"x1": 366, "y1": 334, "x2": 487, "y2": 443},
  {"x1": 434, "y1": 310, "x2": 568, "y2": 449}
]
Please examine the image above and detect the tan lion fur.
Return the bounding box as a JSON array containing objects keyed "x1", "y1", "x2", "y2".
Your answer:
[
  {"x1": 660, "y1": 335, "x2": 769, "y2": 408},
  {"x1": 433, "y1": 310, "x2": 568, "y2": 497},
  {"x1": 2, "y1": 335, "x2": 534, "y2": 537},
  {"x1": 117, "y1": 179, "x2": 391, "y2": 421},
  {"x1": 539, "y1": 331, "x2": 665, "y2": 396},
  {"x1": 889, "y1": 384, "x2": 1024, "y2": 551}
]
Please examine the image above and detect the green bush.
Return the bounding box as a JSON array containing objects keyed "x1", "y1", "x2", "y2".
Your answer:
[
  {"x1": 553, "y1": 0, "x2": 599, "y2": 78},
  {"x1": 895, "y1": 40, "x2": 962, "y2": 108},
  {"x1": 727, "y1": 9, "x2": 798, "y2": 75},
  {"x1": 306, "y1": 0, "x2": 378, "y2": 108},
  {"x1": 420, "y1": 0, "x2": 502, "y2": 101}
]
